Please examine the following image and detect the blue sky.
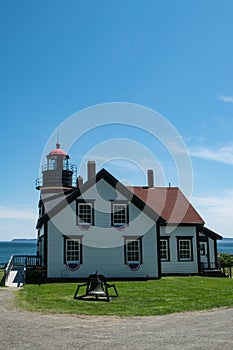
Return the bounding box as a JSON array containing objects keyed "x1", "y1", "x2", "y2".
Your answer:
[{"x1": 0, "y1": 0, "x2": 233, "y2": 240}]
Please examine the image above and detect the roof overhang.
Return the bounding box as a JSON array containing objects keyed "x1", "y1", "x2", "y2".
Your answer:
[
  {"x1": 199, "y1": 226, "x2": 222, "y2": 240},
  {"x1": 36, "y1": 168, "x2": 165, "y2": 229}
]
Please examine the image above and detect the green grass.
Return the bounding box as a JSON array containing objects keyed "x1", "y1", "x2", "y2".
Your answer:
[
  {"x1": 0, "y1": 268, "x2": 5, "y2": 287},
  {"x1": 14, "y1": 276, "x2": 233, "y2": 316}
]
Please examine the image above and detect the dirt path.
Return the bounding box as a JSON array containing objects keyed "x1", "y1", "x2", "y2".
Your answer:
[{"x1": 0, "y1": 288, "x2": 233, "y2": 350}]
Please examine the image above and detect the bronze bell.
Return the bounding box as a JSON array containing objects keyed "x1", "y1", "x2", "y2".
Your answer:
[
  {"x1": 74, "y1": 271, "x2": 119, "y2": 301},
  {"x1": 88, "y1": 275, "x2": 106, "y2": 297}
]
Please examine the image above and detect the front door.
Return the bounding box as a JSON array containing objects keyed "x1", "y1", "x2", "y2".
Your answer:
[{"x1": 200, "y1": 242, "x2": 209, "y2": 269}]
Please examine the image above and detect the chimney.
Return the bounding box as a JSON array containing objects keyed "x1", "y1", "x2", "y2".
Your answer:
[
  {"x1": 76, "y1": 176, "x2": 83, "y2": 187},
  {"x1": 147, "y1": 169, "x2": 154, "y2": 188},
  {"x1": 87, "y1": 161, "x2": 96, "y2": 180}
]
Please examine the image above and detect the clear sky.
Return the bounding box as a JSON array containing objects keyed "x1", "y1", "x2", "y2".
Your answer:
[{"x1": 0, "y1": 0, "x2": 233, "y2": 240}]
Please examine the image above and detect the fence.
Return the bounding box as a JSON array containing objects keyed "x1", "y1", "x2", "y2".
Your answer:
[
  {"x1": 4, "y1": 255, "x2": 41, "y2": 286},
  {"x1": 221, "y1": 264, "x2": 233, "y2": 278},
  {"x1": 12, "y1": 255, "x2": 41, "y2": 267}
]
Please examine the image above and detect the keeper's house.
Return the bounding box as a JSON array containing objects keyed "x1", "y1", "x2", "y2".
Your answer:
[{"x1": 36, "y1": 143, "x2": 222, "y2": 280}]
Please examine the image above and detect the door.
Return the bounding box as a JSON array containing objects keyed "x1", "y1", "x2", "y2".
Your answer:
[{"x1": 200, "y1": 242, "x2": 209, "y2": 269}]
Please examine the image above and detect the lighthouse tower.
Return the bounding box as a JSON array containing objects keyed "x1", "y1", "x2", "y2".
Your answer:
[{"x1": 36, "y1": 142, "x2": 76, "y2": 194}]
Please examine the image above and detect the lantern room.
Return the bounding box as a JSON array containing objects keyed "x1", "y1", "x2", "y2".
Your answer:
[{"x1": 36, "y1": 143, "x2": 76, "y2": 193}]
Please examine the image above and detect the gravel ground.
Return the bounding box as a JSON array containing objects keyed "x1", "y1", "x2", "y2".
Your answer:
[{"x1": 0, "y1": 287, "x2": 233, "y2": 350}]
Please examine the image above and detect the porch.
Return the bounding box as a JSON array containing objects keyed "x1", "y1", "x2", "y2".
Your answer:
[
  {"x1": 200, "y1": 261, "x2": 231, "y2": 278},
  {"x1": 4, "y1": 255, "x2": 41, "y2": 287}
]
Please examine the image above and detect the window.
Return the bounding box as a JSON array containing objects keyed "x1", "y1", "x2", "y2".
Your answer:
[
  {"x1": 78, "y1": 203, "x2": 92, "y2": 224},
  {"x1": 160, "y1": 238, "x2": 170, "y2": 261},
  {"x1": 126, "y1": 240, "x2": 140, "y2": 262},
  {"x1": 39, "y1": 204, "x2": 45, "y2": 217},
  {"x1": 64, "y1": 236, "x2": 83, "y2": 264},
  {"x1": 76, "y1": 200, "x2": 94, "y2": 226},
  {"x1": 177, "y1": 238, "x2": 193, "y2": 261},
  {"x1": 111, "y1": 202, "x2": 129, "y2": 226},
  {"x1": 124, "y1": 237, "x2": 142, "y2": 264},
  {"x1": 199, "y1": 243, "x2": 206, "y2": 256}
]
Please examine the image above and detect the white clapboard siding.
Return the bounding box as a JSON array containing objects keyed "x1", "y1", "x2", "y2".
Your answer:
[
  {"x1": 46, "y1": 178, "x2": 159, "y2": 279},
  {"x1": 160, "y1": 226, "x2": 198, "y2": 274},
  {"x1": 47, "y1": 222, "x2": 158, "y2": 279}
]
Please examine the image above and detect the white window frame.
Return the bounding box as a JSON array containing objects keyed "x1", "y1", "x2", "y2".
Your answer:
[
  {"x1": 178, "y1": 238, "x2": 193, "y2": 261},
  {"x1": 65, "y1": 238, "x2": 81, "y2": 263},
  {"x1": 125, "y1": 239, "x2": 141, "y2": 263},
  {"x1": 160, "y1": 239, "x2": 169, "y2": 261},
  {"x1": 113, "y1": 203, "x2": 127, "y2": 226},
  {"x1": 78, "y1": 202, "x2": 92, "y2": 226}
]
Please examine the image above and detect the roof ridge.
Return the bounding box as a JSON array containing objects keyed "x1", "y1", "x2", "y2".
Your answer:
[{"x1": 36, "y1": 168, "x2": 165, "y2": 229}]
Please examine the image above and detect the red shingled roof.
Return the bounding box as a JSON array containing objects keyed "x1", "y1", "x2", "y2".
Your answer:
[
  {"x1": 48, "y1": 143, "x2": 69, "y2": 158},
  {"x1": 127, "y1": 186, "x2": 204, "y2": 225}
]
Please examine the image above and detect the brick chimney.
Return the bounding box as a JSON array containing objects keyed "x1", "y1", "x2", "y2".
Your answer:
[
  {"x1": 76, "y1": 176, "x2": 83, "y2": 187},
  {"x1": 87, "y1": 161, "x2": 96, "y2": 180},
  {"x1": 147, "y1": 169, "x2": 154, "y2": 188}
]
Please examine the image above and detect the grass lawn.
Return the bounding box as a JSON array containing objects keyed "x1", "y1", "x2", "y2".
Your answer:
[
  {"x1": 0, "y1": 268, "x2": 5, "y2": 286},
  {"x1": 14, "y1": 276, "x2": 233, "y2": 316}
]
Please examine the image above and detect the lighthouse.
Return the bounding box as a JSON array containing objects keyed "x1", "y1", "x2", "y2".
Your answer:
[{"x1": 36, "y1": 142, "x2": 76, "y2": 194}]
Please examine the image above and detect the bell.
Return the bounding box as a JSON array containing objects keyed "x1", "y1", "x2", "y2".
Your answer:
[
  {"x1": 74, "y1": 272, "x2": 119, "y2": 301},
  {"x1": 88, "y1": 275, "x2": 106, "y2": 297}
]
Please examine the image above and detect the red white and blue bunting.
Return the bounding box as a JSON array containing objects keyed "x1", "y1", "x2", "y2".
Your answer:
[
  {"x1": 127, "y1": 261, "x2": 140, "y2": 271},
  {"x1": 66, "y1": 261, "x2": 80, "y2": 271}
]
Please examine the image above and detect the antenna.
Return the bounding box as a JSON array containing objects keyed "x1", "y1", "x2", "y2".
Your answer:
[
  {"x1": 57, "y1": 129, "x2": 60, "y2": 143},
  {"x1": 56, "y1": 130, "x2": 60, "y2": 149}
]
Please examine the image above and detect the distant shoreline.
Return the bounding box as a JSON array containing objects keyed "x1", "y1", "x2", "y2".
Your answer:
[{"x1": 11, "y1": 239, "x2": 37, "y2": 242}]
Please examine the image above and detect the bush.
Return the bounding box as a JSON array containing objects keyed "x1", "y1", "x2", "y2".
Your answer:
[{"x1": 218, "y1": 252, "x2": 233, "y2": 267}]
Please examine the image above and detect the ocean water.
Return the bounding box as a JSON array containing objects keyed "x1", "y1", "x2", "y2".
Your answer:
[
  {"x1": 0, "y1": 238, "x2": 232, "y2": 268},
  {"x1": 217, "y1": 238, "x2": 233, "y2": 255},
  {"x1": 0, "y1": 241, "x2": 37, "y2": 267}
]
